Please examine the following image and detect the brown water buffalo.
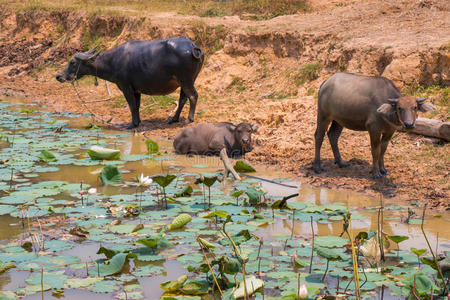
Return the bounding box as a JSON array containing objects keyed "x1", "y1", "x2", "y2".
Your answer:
[
  {"x1": 313, "y1": 72, "x2": 436, "y2": 178},
  {"x1": 173, "y1": 122, "x2": 258, "y2": 157}
]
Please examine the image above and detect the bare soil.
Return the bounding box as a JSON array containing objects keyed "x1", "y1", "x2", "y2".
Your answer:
[{"x1": 0, "y1": 0, "x2": 449, "y2": 209}]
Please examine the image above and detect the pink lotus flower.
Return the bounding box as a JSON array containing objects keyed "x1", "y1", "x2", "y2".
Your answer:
[
  {"x1": 88, "y1": 188, "x2": 97, "y2": 195},
  {"x1": 299, "y1": 283, "x2": 308, "y2": 299}
]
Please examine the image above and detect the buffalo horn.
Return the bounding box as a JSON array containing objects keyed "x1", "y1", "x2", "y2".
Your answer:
[
  {"x1": 416, "y1": 97, "x2": 427, "y2": 103},
  {"x1": 387, "y1": 98, "x2": 398, "y2": 105}
]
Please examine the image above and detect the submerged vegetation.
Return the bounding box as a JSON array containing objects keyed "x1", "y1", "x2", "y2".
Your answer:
[{"x1": 0, "y1": 100, "x2": 449, "y2": 299}]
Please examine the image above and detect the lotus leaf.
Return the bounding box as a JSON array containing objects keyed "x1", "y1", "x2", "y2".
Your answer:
[
  {"x1": 180, "y1": 281, "x2": 209, "y2": 295},
  {"x1": 160, "y1": 274, "x2": 188, "y2": 292},
  {"x1": 100, "y1": 165, "x2": 122, "y2": 185},
  {"x1": 233, "y1": 160, "x2": 256, "y2": 173},
  {"x1": 145, "y1": 139, "x2": 159, "y2": 154},
  {"x1": 198, "y1": 237, "x2": 216, "y2": 249},
  {"x1": 314, "y1": 236, "x2": 348, "y2": 248},
  {"x1": 25, "y1": 271, "x2": 67, "y2": 289},
  {"x1": 65, "y1": 277, "x2": 103, "y2": 289},
  {"x1": 0, "y1": 261, "x2": 14, "y2": 274},
  {"x1": 38, "y1": 150, "x2": 57, "y2": 162},
  {"x1": 90, "y1": 253, "x2": 134, "y2": 277},
  {"x1": 92, "y1": 280, "x2": 121, "y2": 293},
  {"x1": 232, "y1": 275, "x2": 264, "y2": 299},
  {"x1": 87, "y1": 145, "x2": 121, "y2": 160}
]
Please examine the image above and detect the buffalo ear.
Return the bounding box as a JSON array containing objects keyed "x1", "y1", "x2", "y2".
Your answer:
[
  {"x1": 250, "y1": 124, "x2": 259, "y2": 133},
  {"x1": 377, "y1": 103, "x2": 395, "y2": 116},
  {"x1": 226, "y1": 124, "x2": 237, "y2": 132},
  {"x1": 418, "y1": 100, "x2": 436, "y2": 112}
]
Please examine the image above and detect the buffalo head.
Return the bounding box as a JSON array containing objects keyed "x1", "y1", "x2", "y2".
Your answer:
[
  {"x1": 377, "y1": 96, "x2": 436, "y2": 129},
  {"x1": 229, "y1": 122, "x2": 258, "y2": 152},
  {"x1": 56, "y1": 47, "x2": 101, "y2": 83}
]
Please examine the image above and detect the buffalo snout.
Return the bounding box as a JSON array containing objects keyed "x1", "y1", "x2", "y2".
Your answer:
[
  {"x1": 403, "y1": 122, "x2": 415, "y2": 129},
  {"x1": 55, "y1": 73, "x2": 65, "y2": 82}
]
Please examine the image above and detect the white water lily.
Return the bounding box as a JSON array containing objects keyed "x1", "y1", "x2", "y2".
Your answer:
[
  {"x1": 139, "y1": 173, "x2": 153, "y2": 186},
  {"x1": 299, "y1": 283, "x2": 308, "y2": 299},
  {"x1": 87, "y1": 188, "x2": 97, "y2": 195}
]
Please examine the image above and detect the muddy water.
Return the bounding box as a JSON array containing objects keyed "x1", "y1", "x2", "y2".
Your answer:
[{"x1": 0, "y1": 99, "x2": 449, "y2": 299}]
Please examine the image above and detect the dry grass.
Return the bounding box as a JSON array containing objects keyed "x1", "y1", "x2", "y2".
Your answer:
[{"x1": 5, "y1": 0, "x2": 308, "y2": 18}]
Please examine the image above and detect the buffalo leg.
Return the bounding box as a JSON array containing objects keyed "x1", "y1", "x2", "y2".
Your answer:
[
  {"x1": 368, "y1": 129, "x2": 382, "y2": 179},
  {"x1": 313, "y1": 115, "x2": 331, "y2": 174},
  {"x1": 181, "y1": 84, "x2": 198, "y2": 123},
  {"x1": 327, "y1": 121, "x2": 349, "y2": 168},
  {"x1": 379, "y1": 131, "x2": 394, "y2": 175},
  {"x1": 135, "y1": 92, "x2": 141, "y2": 124},
  {"x1": 169, "y1": 89, "x2": 188, "y2": 124},
  {"x1": 118, "y1": 84, "x2": 140, "y2": 129}
]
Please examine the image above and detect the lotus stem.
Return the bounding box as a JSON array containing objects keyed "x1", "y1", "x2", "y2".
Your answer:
[
  {"x1": 377, "y1": 195, "x2": 385, "y2": 262},
  {"x1": 196, "y1": 237, "x2": 225, "y2": 300},
  {"x1": 321, "y1": 259, "x2": 329, "y2": 281},
  {"x1": 41, "y1": 268, "x2": 44, "y2": 300},
  {"x1": 291, "y1": 209, "x2": 295, "y2": 239},
  {"x1": 208, "y1": 186, "x2": 211, "y2": 208},
  {"x1": 223, "y1": 222, "x2": 248, "y2": 300},
  {"x1": 309, "y1": 216, "x2": 314, "y2": 274},
  {"x1": 347, "y1": 212, "x2": 361, "y2": 299},
  {"x1": 421, "y1": 204, "x2": 448, "y2": 295}
]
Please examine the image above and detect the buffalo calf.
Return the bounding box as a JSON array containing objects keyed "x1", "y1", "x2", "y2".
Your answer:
[
  {"x1": 174, "y1": 122, "x2": 258, "y2": 157},
  {"x1": 313, "y1": 72, "x2": 436, "y2": 178}
]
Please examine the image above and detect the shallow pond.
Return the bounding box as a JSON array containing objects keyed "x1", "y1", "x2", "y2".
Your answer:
[{"x1": 0, "y1": 98, "x2": 449, "y2": 300}]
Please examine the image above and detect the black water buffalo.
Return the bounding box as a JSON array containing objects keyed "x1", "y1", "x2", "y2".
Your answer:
[
  {"x1": 313, "y1": 72, "x2": 436, "y2": 178},
  {"x1": 56, "y1": 37, "x2": 204, "y2": 129},
  {"x1": 173, "y1": 122, "x2": 258, "y2": 157}
]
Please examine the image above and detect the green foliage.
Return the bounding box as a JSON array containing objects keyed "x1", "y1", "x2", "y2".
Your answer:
[
  {"x1": 198, "y1": 237, "x2": 216, "y2": 250},
  {"x1": 87, "y1": 146, "x2": 120, "y2": 160},
  {"x1": 153, "y1": 174, "x2": 177, "y2": 188},
  {"x1": 410, "y1": 247, "x2": 427, "y2": 257},
  {"x1": 180, "y1": 280, "x2": 208, "y2": 295},
  {"x1": 0, "y1": 261, "x2": 15, "y2": 274},
  {"x1": 97, "y1": 246, "x2": 120, "y2": 259},
  {"x1": 38, "y1": 150, "x2": 57, "y2": 162},
  {"x1": 315, "y1": 246, "x2": 345, "y2": 261},
  {"x1": 90, "y1": 253, "x2": 135, "y2": 277},
  {"x1": 403, "y1": 273, "x2": 437, "y2": 296},
  {"x1": 175, "y1": 185, "x2": 193, "y2": 197},
  {"x1": 145, "y1": 139, "x2": 159, "y2": 154},
  {"x1": 167, "y1": 213, "x2": 192, "y2": 230},
  {"x1": 245, "y1": 186, "x2": 265, "y2": 205},
  {"x1": 387, "y1": 235, "x2": 409, "y2": 244},
  {"x1": 233, "y1": 160, "x2": 256, "y2": 173},
  {"x1": 100, "y1": 165, "x2": 122, "y2": 185},
  {"x1": 160, "y1": 274, "x2": 188, "y2": 292},
  {"x1": 136, "y1": 232, "x2": 170, "y2": 249},
  {"x1": 293, "y1": 61, "x2": 322, "y2": 86}
]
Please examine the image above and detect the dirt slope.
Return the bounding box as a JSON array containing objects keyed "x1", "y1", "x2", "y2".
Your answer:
[{"x1": 0, "y1": 0, "x2": 449, "y2": 208}]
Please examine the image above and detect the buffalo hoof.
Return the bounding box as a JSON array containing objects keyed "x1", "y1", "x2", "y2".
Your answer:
[
  {"x1": 168, "y1": 117, "x2": 179, "y2": 124},
  {"x1": 372, "y1": 172, "x2": 383, "y2": 179},
  {"x1": 380, "y1": 168, "x2": 389, "y2": 175},
  {"x1": 313, "y1": 166, "x2": 324, "y2": 174},
  {"x1": 126, "y1": 122, "x2": 139, "y2": 130},
  {"x1": 336, "y1": 160, "x2": 350, "y2": 168}
]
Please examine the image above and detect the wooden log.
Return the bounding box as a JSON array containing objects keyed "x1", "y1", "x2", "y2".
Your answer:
[
  {"x1": 219, "y1": 148, "x2": 241, "y2": 180},
  {"x1": 405, "y1": 117, "x2": 450, "y2": 141}
]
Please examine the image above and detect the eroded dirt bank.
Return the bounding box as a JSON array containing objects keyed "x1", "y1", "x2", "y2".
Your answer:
[{"x1": 0, "y1": 0, "x2": 449, "y2": 208}]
